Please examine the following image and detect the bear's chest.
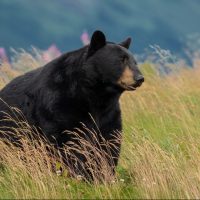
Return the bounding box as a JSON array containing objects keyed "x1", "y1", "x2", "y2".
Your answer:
[{"x1": 53, "y1": 101, "x2": 121, "y2": 132}]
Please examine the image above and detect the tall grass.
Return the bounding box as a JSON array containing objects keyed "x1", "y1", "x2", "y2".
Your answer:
[{"x1": 0, "y1": 50, "x2": 200, "y2": 199}]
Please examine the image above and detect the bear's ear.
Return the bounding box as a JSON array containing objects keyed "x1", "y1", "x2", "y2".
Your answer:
[
  {"x1": 119, "y1": 37, "x2": 132, "y2": 49},
  {"x1": 87, "y1": 30, "x2": 106, "y2": 58}
]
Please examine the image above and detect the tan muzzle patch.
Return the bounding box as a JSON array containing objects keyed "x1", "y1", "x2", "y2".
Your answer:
[{"x1": 117, "y1": 66, "x2": 135, "y2": 89}]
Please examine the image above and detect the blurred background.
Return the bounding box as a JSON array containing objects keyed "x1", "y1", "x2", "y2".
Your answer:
[{"x1": 0, "y1": 0, "x2": 200, "y2": 61}]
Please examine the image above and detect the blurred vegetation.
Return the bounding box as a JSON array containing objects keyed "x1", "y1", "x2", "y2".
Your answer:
[{"x1": 1, "y1": 0, "x2": 200, "y2": 54}]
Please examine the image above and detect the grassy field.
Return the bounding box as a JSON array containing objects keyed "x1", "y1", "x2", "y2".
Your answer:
[{"x1": 1, "y1": 50, "x2": 200, "y2": 199}]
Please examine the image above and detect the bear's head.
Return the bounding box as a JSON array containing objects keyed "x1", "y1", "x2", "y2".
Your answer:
[{"x1": 83, "y1": 30, "x2": 144, "y2": 92}]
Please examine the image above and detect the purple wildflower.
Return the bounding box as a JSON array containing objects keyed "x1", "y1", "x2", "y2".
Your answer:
[
  {"x1": 43, "y1": 44, "x2": 61, "y2": 62},
  {"x1": 0, "y1": 47, "x2": 9, "y2": 63},
  {"x1": 81, "y1": 31, "x2": 90, "y2": 46}
]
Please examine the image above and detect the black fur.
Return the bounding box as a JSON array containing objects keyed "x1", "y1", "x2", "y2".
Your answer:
[{"x1": 0, "y1": 30, "x2": 144, "y2": 179}]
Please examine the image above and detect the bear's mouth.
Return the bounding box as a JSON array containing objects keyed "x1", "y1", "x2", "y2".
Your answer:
[
  {"x1": 120, "y1": 82, "x2": 136, "y2": 91},
  {"x1": 119, "y1": 81, "x2": 143, "y2": 91}
]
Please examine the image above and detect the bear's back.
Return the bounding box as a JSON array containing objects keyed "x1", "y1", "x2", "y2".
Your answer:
[{"x1": 0, "y1": 67, "x2": 43, "y2": 109}]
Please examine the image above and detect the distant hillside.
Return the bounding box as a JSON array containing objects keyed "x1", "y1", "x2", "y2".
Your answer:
[{"x1": 0, "y1": 0, "x2": 200, "y2": 55}]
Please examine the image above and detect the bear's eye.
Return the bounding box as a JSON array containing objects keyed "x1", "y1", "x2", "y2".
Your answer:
[{"x1": 120, "y1": 55, "x2": 127, "y2": 63}]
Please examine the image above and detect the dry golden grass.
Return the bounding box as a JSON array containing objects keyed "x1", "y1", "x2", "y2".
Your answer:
[
  {"x1": 0, "y1": 51, "x2": 200, "y2": 198},
  {"x1": 0, "y1": 106, "x2": 124, "y2": 198}
]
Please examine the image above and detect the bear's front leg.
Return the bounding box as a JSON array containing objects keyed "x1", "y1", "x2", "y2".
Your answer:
[
  {"x1": 56, "y1": 112, "x2": 122, "y2": 182},
  {"x1": 56, "y1": 120, "x2": 102, "y2": 181},
  {"x1": 99, "y1": 109, "x2": 123, "y2": 177},
  {"x1": 100, "y1": 130, "x2": 122, "y2": 175}
]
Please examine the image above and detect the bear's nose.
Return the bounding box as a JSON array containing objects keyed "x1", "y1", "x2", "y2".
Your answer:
[{"x1": 135, "y1": 75, "x2": 144, "y2": 84}]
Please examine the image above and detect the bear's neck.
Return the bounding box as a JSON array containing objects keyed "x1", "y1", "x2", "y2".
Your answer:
[{"x1": 80, "y1": 82, "x2": 122, "y2": 110}]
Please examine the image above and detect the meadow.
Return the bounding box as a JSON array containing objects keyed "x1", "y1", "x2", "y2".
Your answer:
[{"x1": 0, "y1": 49, "x2": 200, "y2": 199}]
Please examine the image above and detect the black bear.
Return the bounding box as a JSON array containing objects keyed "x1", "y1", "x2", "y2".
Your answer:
[{"x1": 0, "y1": 30, "x2": 144, "y2": 180}]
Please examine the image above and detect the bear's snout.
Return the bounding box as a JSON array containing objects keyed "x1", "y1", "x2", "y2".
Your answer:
[
  {"x1": 134, "y1": 74, "x2": 144, "y2": 87},
  {"x1": 117, "y1": 66, "x2": 144, "y2": 91}
]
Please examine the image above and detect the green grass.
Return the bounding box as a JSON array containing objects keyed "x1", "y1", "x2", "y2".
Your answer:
[{"x1": 1, "y1": 52, "x2": 200, "y2": 199}]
